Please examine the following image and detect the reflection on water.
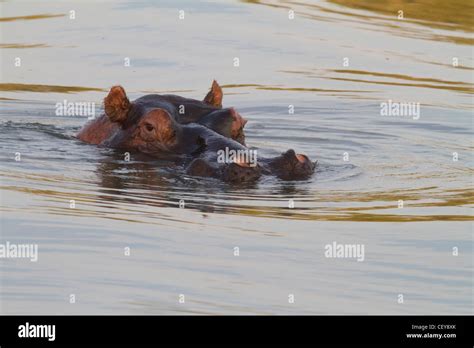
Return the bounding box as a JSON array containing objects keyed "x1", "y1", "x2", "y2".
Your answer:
[
  {"x1": 0, "y1": 0, "x2": 472, "y2": 314},
  {"x1": 2, "y1": 165, "x2": 473, "y2": 223},
  {"x1": 329, "y1": 0, "x2": 474, "y2": 33},
  {"x1": 0, "y1": 43, "x2": 49, "y2": 49},
  {"x1": 283, "y1": 68, "x2": 474, "y2": 101},
  {"x1": 246, "y1": 0, "x2": 474, "y2": 45},
  {"x1": 0, "y1": 83, "x2": 104, "y2": 93},
  {"x1": 279, "y1": 68, "x2": 474, "y2": 105},
  {"x1": 0, "y1": 13, "x2": 65, "y2": 22}
]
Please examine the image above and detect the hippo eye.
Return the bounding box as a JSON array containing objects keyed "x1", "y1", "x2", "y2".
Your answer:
[{"x1": 144, "y1": 123, "x2": 154, "y2": 132}]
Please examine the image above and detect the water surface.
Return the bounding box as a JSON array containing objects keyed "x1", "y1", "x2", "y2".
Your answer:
[{"x1": 0, "y1": 0, "x2": 472, "y2": 314}]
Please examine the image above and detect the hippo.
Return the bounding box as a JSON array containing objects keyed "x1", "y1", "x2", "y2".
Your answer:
[{"x1": 76, "y1": 81, "x2": 316, "y2": 182}]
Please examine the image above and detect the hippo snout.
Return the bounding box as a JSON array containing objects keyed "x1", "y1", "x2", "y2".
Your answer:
[{"x1": 269, "y1": 149, "x2": 316, "y2": 180}]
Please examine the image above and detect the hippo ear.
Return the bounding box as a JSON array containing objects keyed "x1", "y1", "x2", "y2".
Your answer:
[
  {"x1": 104, "y1": 85, "x2": 131, "y2": 124},
  {"x1": 203, "y1": 80, "x2": 223, "y2": 108}
]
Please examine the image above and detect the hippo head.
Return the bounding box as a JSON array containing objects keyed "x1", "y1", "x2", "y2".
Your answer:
[{"x1": 102, "y1": 86, "x2": 181, "y2": 154}]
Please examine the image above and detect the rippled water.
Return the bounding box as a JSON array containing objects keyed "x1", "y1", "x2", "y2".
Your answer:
[{"x1": 0, "y1": 0, "x2": 472, "y2": 314}]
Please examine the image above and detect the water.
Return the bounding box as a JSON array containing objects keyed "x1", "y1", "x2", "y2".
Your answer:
[{"x1": 0, "y1": 0, "x2": 472, "y2": 314}]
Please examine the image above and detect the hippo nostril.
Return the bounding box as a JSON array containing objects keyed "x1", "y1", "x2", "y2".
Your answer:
[
  {"x1": 296, "y1": 154, "x2": 308, "y2": 163},
  {"x1": 284, "y1": 149, "x2": 296, "y2": 158}
]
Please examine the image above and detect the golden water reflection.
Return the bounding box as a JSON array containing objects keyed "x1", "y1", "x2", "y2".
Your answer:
[
  {"x1": 2, "y1": 169, "x2": 472, "y2": 223},
  {"x1": 244, "y1": 0, "x2": 474, "y2": 45}
]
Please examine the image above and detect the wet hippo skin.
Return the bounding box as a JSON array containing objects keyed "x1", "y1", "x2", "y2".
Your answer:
[
  {"x1": 76, "y1": 81, "x2": 316, "y2": 182},
  {"x1": 77, "y1": 80, "x2": 246, "y2": 145}
]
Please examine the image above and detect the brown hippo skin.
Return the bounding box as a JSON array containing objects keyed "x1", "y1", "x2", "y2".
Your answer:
[
  {"x1": 77, "y1": 81, "x2": 246, "y2": 145},
  {"x1": 76, "y1": 81, "x2": 316, "y2": 182}
]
